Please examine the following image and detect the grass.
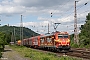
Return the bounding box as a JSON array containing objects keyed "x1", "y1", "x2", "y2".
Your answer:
[{"x1": 10, "y1": 45, "x2": 82, "y2": 60}]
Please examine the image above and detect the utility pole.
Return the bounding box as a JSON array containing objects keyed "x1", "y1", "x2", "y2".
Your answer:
[
  {"x1": 21, "y1": 15, "x2": 23, "y2": 43},
  {"x1": 20, "y1": 15, "x2": 23, "y2": 45},
  {"x1": 20, "y1": 16, "x2": 21, "y2": 41},
  {"x1": 11, "y1": 32, "x2": 14, "y2": 43},
  {"x1": 74, "y1": 1, "x2": 79, "y2": 45},
  {"x1": 48, "y1": 23, "x2": 49, "y2": 33},
  {"x1": 14, "y1": 27, "x2": 16, "y2": 44},
  {"x1": 11, "y1": 31, "x2": 14, "y2": 45}
]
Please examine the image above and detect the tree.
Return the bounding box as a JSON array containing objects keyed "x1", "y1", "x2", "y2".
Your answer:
[
  {"x1": 79, "y1": 13, "x2": 90, "y2": 47},
  {"x1": 0, "y1": 32, "x2": 6, "y2": 52}
]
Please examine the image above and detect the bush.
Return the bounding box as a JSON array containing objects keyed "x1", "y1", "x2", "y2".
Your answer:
[
  {"x1": 0, "y1": 45, "x2": 4, "y2": 52},
  {"x1": 71, "y1": 43, "x2": 79, "y2": 48},
  {"x1": 0, "y1": 51, "x2": 2, "y2": 58},
  {"x1": 43, "y1": 57, "x2": 50, "y2": 60}
]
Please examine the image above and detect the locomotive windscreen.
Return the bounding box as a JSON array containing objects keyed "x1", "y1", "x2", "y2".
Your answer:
[{"x1": 58, "y1": 34, "x2": 68, "y2": 38}]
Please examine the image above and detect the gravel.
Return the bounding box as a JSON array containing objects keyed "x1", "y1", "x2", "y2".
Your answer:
[{"x1": 1, "y1": 45, "x2": 31, "y2": 60}]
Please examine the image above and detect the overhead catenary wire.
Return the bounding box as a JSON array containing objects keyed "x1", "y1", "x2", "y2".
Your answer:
[
  {"x1": 78, "y1": 10, "x2": 90, "y2": 15},
  {"x1": 56, "y1": 0, "x2": 89, "y2": 35},
  {"x1": 39, "y1": 0, "x2": 90, "y2": 34},
  {"x1": 50, "y1": 3, "x2": 89, "y2": 29},
  {"x1": 50, "y1": 0, "x2": 82, "y2": 22},
  {"x1": 50, "y1": 0, "x2": 72, "y2": 16},
  {"x1": 51, "y1": 0, "x2": 83, "y2": 17},
  {"x1": 51, "y1": 0, "x2": 89, "y2": 33},
  {"x1": 59, "y1": 1, "x2": 89, "y2": 22}
]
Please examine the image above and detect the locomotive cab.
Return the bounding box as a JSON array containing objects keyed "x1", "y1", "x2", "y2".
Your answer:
[{"x1": 55, "y1": 32, "x2": 70, "y2": 50}]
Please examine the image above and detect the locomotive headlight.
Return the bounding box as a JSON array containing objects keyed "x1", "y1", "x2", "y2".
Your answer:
[
  {"x1": 67, "y1": 42, "x2": 70, "y2": 45},
  {"x1": 68, "y1": 39, "x2": 70, "y2": 42},
  {"x1": 67, "y1": 43, "x2": 69, "y2": 45}
]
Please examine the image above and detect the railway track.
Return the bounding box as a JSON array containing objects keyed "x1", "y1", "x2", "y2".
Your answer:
[
  {"x1": 65, "y1": 48, "x2": 90, "y2": 59},
  {"x1": 31, "y1": 48, "x2": 90, "y2": 59}
]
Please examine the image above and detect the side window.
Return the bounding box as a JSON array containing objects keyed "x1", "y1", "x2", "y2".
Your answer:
[
  {"x1": 46, "y1": 36, "x2": 52, "y2": 43},
  {"x1": 47, "y1": 37, "x2": 49, "y2": 42},
  {"x1": 40, "y1": 38, "x2": 44, "y2": 43},
  {"x1": 34, "y1": 38, "x2": 38, "y2": 42},
  {"x1": 50, "y1": 38, "x2": 52, "y2": 42},
  {"x1": 29, "y1": 39, "x2": 32, "y2": 45}
]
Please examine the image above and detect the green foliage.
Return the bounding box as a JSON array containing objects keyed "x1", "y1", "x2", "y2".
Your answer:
[
  {"x1": 0, "y1": 51, "x2": 2, "y2": 58},
  {"x1": 0, "y1": 32, "x2": 5, "y2": 51},
  {"x1": 0, "y1": 25, "x2": 39, "y2": 44},
  {"x1": 70, "y1": 34, "x2": 74, "y2": 41},
  {"x1": 43, "y1": 57, "x2": 50, "y2": 60},
  {"x1": 79, "y1": 13, "x2": 90, "y2": 48},
  {"x1": 71, "y1": 43, "x2": 79, "y2": 48},
  {"x1": 0, "y1": 32, "x2": 6, "y2": 58},
  {"x1": 70, "y1": 34, "x2": 79, "y2": 48},
  {"x1": 59, "y1": 56, "x2": 82, "y2": 60},
  {"x1": 70, "y1": 38, "x2": 79, "y2": 48}
]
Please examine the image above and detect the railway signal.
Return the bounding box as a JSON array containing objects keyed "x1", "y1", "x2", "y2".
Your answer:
[{"x1": 51, "y1": 12, "x2": 52, "y2": 17}]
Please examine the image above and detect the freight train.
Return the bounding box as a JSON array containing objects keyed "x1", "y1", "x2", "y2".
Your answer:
[{"x1": 17, "y1": 31, "x2": 70, "y2": 52}]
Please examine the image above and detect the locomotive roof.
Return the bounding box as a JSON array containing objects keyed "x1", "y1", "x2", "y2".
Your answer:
[{"x1": 40, "y1": 31, "x2": 68, "y2": 38}]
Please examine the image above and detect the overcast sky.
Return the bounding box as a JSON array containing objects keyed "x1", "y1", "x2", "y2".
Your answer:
[{"x1": 0, "y1": 0, "x2": 90, "y2": 34}]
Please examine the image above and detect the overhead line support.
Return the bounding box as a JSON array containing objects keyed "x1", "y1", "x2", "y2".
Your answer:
[{"x1": 74, "y1": 1, "x2": 79, "y2": 45}]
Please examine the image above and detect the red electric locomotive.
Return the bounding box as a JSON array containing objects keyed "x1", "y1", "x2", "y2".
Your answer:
[{"x1": 39, "y1": 31, "x2": 70, "y2": 51}]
